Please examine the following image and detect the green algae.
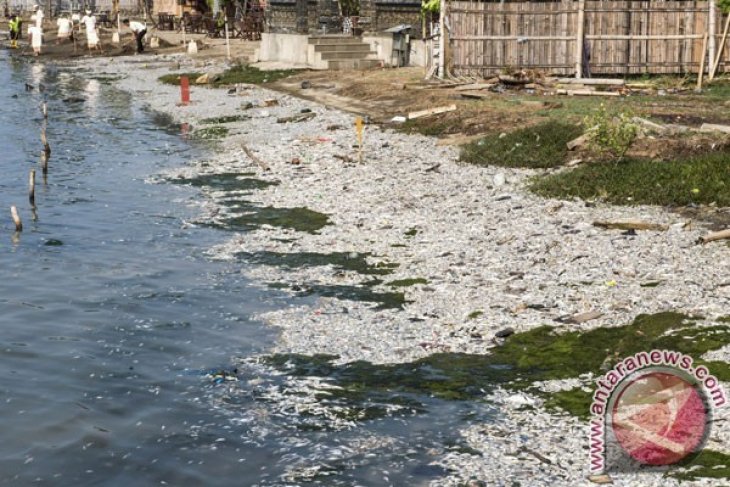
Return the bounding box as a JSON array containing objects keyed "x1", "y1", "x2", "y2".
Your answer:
[
  {"x1": 169, "y1": 173, "x2": 277, "y2": 192},
  {"x1": 672, "y1": 450, "x2": 730, "y2": 481},
  {"x1": 217, "y1": 205, "x2": 330, "y2": 234},
  {"x1": 237, "y1": 251, "x2": 398, "y2": 276},
  {"x1": 269, "y1": 282, "x2": 406, "y2": 310},
  {"x1": 540, "y1": 386, "x2": 593, "y2": 419},
  {"x1": 200, "y1": 114, "x2": 251, "y2": 125},
  {"x1": 386, "y1": 278, "x2": 429, "y2": 287},
  {"x1": 262, "y1": 312, "x2": 728, "y2": 403},
  {"x1": 191, "y1": 126, "x2": 229, "y2": 140},
  {"x1": 467, "y1": 310, "x2": 484, "y2": 320}
]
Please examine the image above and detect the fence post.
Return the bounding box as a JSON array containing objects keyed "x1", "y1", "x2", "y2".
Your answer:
[
  {"x1": 438, "y1": 0, "x2": 446, "y2": 78},
  {"x1": 575, "y1": 0, "x2": 585, "y2": 78},
  {"x1": 710, "y1": 0, "x2": 717, "y2": 75}
]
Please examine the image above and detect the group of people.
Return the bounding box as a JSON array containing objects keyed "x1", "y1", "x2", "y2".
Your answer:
[{"x1": 7, "y1": 5, "x2": 148, "y2": 56}]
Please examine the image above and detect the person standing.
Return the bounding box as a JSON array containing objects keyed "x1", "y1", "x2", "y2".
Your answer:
[
  {"x1": 80, "y1": 10, "x2": 100, "y2": 50},
  {"x1": 28, "y1": 24, "x2": 42, "y2": 55},
  {"x1": 8, "y1": 14, "x2": 20, "y2": 48},
  {"x1": 56, "y1": 14, "x2": 72, "y2": 44},
  {"x1": 122, "y1": 19, "x2": 147, "y2": 54},
  {"x1": 31, "y1": 4, "x2": 44, "y2": 29}
]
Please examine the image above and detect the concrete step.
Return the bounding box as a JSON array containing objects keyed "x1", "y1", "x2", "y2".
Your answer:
[
  {"x1": 327, "y1": 59, "x2": 381, "y2": 70},
  {"x1": 309, "y1": 35, "x2": 367, "y2": 46},
  {"x1": 314, "y1": 43, "x2": 372, "y2": 53},
  {"x1": 319, "y1": 50, "x2": 376, "y2": 61}
]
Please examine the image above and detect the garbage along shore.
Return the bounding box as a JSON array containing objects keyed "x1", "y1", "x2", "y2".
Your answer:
[{"x1": 80, "y1": 54, "x2": 729, "y2": 486}]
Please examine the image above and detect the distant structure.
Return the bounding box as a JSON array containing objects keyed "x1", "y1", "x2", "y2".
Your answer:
[{"x1": 266, "y1": 0, "x2": 423, "y2": 38}]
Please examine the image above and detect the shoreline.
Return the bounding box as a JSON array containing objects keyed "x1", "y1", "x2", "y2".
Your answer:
[{"x1": 76, "y1": 53, "x2": 729, "y2": 485}]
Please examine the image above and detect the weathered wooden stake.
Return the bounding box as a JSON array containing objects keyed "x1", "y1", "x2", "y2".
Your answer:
[
  {"x1": 710, "y1": 14, "x2": 730, "y2": 80},
  {"x1": 40, "y1": 150, "x2": 48, "y2": 174},
  {"x1": 11, "y1": 206, "x2": 22, "y2": 232},
  {"x1": 697, "y1": 32, "x2": 710, "y2": 91},
  {"x1": 41, "y1": 128, "x2": 51, "y2": 157},
  {"x1": 41, "y1": 101, "x2": 48, "y2": 119},
  {"x1": 29, "y1": 169, "x2": 36, "y2": 206}
]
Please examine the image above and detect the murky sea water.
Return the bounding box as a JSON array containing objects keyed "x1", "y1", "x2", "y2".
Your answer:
[{"x1": 0, "y1": 53, "x2": 493, "y2": 486}]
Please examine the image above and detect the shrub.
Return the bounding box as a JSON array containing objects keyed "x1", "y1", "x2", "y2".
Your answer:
[{"x1": 583, "y1": 104, "x2": 638, "y2": 162}]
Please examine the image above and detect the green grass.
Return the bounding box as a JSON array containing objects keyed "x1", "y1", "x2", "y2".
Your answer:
[
  {"x1": 158, "y1": 65, "x2": 301, "y2": 88},
  {"x1": 158, "y1": 72, "x2": 202, "y2": 86},
  {"x1": 531, "y1": 151, "x2": 730, "y2": 206},
  {"x1": 460, "y1": 121, "x2": 583, "y2": 169},
  {"x1": 213, "y1": 64, "x2": 301, "y2": 85}
]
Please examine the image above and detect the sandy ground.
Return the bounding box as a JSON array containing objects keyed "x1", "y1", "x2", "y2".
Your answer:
[{"x1": 46, "y1": 50, "x2": 730, "y2": 486}]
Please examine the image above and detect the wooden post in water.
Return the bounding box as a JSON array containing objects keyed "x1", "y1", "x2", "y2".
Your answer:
[
  {"x1": 40, "y1": 150, "x2": 48, "y2": 175},
  {"x1": 29, "y1": 170, "x2": 36, "y2": 206},
  {"x1": 41, "y1": 101, "x2": 48, "y2": 119},
  {"x1": 41, "y1": 127, "x2": 51, "y2": 157},
  {"x1": 11, "y1": 206, "x2": 22, "y2": 232}
]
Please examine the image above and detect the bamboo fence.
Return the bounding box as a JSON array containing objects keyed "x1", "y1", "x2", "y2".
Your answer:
[{"x1": 448, "y1": 0, "x2": 729, "y2": 77}]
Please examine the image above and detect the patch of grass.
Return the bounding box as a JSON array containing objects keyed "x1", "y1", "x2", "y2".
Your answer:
[
  {"x1": 397, "y1": 119, "x2": 453, "y2": 137},
  {"x1": 531, "y1": 151, "x2": 730, "y2": 206},
  {"x1": 386, "y1": 278, "x2": 429, "y2": 287},
  {"x1": 213, "y1": 64, "x2": 301, "y2": 85},
  {"x1": 460, "y1": 121, "x2": 583, "y2": 169},
  {"x1": 158, "y1": 72, "x2": 203, "y2": 86},
  {"x1": 467, "y1": 310, "x2": 484, "y2": 320}
]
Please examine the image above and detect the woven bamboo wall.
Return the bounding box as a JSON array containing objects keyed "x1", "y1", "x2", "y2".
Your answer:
[{"x1": 449, "y1": 0, "x2": 727, "y2": 77}]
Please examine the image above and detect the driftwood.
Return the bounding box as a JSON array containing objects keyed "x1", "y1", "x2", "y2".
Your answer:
[
  {"x1": 241, "y1": 143, "x2": 271, "y2": 172},
  {"x1": 699, "y1": 123, "x2": 730, "y2": 134},
  {"x1": 593, "y1": 220, "x2": 669, "y2": 231},
  {"x1": 567, "y1": 134, "x2": 589, "y2": 151},
  {"x1": 10, "y1": 206, "x2": 22, "y2": 232},
  {"x1": 557, "y1": 89, "x2": 620, "y2": 97},
  {"x1": 460, "y1": 91, "x2": 492, "y2": 99},
  {"x1": 408, "y1": 104, "x2": 457, "y2": 120},
  {"x1": 698, "y1": 229, "x2": 730, "y2": 244},
  {"x1": 557, "y1": 310, "x2": 603, "y2": 324},
  {"x1": 454, "y1": 83, "x2": 496, "y2": 91},
  {"x1": 276, "y1": 112, "x2": 316, "y2": 123},
  {"x1": 631, "y1": 117, "x2": 668, "y2": 133}
]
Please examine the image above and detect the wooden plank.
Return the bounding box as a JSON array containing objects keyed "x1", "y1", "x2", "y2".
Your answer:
[
  {"x1": 408, "y1": 104, "x2": 457, "y2": 119},
  {"x1": 557, "y1": 78, "x2": 625, "y2": 84},
  {"x1": 557, "y1": 88, "x2": 621, "y2": 96}
]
